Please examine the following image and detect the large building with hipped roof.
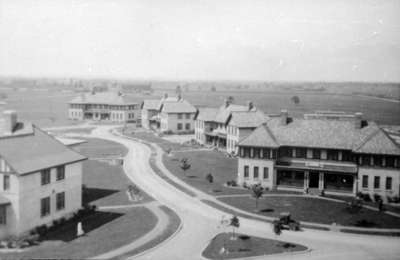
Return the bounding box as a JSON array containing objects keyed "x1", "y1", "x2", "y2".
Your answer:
[
  {"x1": 0, "y1": 107, "x2": 87, "y2": 239},
  {"x1": 237, "y1": 110, "x2": 400, "y2": 198},
  {"x1": 141, "y1": 94, "x2": 197, "y2": 133},
  {"x1": 68, "y1": 91, "x2": 141, "y2": 123},
  {"x1": 194, "y1": 99, "x2": 268, "y2": 154}
]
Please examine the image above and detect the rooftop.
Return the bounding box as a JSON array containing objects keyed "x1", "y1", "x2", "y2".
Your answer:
[
  {"x1": 142, "y1": 99, "x2": 160, "y2": 110},
  {"x1": 160, "y1": 99, "x2": 197, "y2": 113},
  {"x1": 69, "y1": 92, "x2": 138, "y2": 105}
]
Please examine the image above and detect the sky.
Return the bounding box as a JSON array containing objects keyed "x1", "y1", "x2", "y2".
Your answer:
[{"x1": 0, "y1": 0, "x2": 400, "y2": 82}]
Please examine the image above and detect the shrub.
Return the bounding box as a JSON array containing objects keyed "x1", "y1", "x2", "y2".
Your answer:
[
  {"x1": 205, "y1": 173, "x2": 214, "y2": 183},
  {"x1": 355, "y1": 219, "x2": 376, "y2": 227},
  {"x1": 226, "y1": 180, "x2": 238, "y2": 187},
  {"x1": 35, "y1": 225, "x2": 48, "y2": 237},
  {"x1": 59, "y1": 217, "x2": 67, "y2": 225},
  {"x1": 388, "y1": 196, "x2": 400, "y2": 203},
  {"x1": 373, "y1": 193, "x2": 382, "y2": 202}
]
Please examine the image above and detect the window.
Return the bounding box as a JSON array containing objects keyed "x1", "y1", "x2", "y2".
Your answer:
[
  {"x1": 185, "y1": 123, "x2": 190, "y2": 130},
  {"x1": 56, "y1": 166, "x2": 65, "y2": 181},
  {"x1": 295, "y1": 148, "x2": 306, "y2": 158},
  {"x1": 244, "y1": 166, "x2": 249, "y2": 178},
  {"x1": 385, "y1": 156, "x2": 395, "y2": 168},
  {"x1": 361, "y1": 156, "x2": 371, "y2": 166},
  {"x1": 56, "y1": 192, "x2": 65, "y2": 210},
  {"x1": 262, "y1": 149, "x2": 270, "y2": 159},
  {"x1": 0, "y1": 206, "x2": 6, "y2": 225},
  {"x1": 3, "y1": 175, "x2": 10, "y2": 191},
  {"x1": 327, "y1": 150, "x2": 338, "y2": 160},
  {"x1": 374, "y1": 176, "x2": 380, "y2": 189},
  {"x1": 254, "y1": 148, "x2": 260, "y2": 159},
  {"x1": 386, "y1": 177, "x2": 392, "y2": 190},
  {"x1": 177, "y1": 123, "x2": 182, "y2": 130},
  {"x1": 263, "y1": 167, "x2": 269, "y2": 179},
  {"x1": 178, "y1": 113, "x2": 183, "y2": 119},
  {"x1": 362, "y1": 175, "x2": 368, "y2": 188},
  {"x1": 279, "y1": 147, "x2": 292, "y2": 157},
  {"x1": 373, "y1": 156, "x2": 383, "y2": 167},
  {"x1": 313, "y1": 149, "x2": 321, "y2": 159},
  {"x1": 186, "y1": 113, "x2": 191, "y2": 119},
  {"x1": 41, "y1": 197, "x2": 50, "y2": 217},
  {"x1": 253, "y1": 167, "x2": 259, "y2": 179},
  {"x1": 41, "y1": 169, "x2": 51, "y2": 185}
]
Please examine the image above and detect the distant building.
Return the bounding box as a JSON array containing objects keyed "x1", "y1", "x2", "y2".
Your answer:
[
  {"x1": 237, "y1": 110, "x2": 400, "y2": 198},
  {"x1": 142, "y1": 94, "x2": 197, "y2": 133},
  {"x1": 120, "y1": 83, "x2": 152, "y2": 93},
  {"x1": 194, "y1": 100, "x2": 267, "y2": 154},
  {"x1": 68, "y1": 91, "x2": 141, "y2": 123},
  {"x1": 0, "y1": 109, "x2": 87, "y2": 239}
]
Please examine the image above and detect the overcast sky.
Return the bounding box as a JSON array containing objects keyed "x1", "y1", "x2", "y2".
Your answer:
[{"x1": 0, "y1": 0, "x2": 399, "y2": 82}]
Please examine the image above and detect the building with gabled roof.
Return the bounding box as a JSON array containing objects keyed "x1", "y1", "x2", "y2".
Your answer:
[
  {"x1": 141, "y1": 93, "x2": 197, "y2": 133},
  {"x1": 194, "y1": 99, "x2": 267, "y2": 154},
  {"x1": 68, "y1": 91, "x2": 141, "y2": 123},
  {"x1": 0, "y1": 109, "x2": 87, "y2": 239},
  {"x1": 237, "y1": 110, "x2": 400, "y2": 198}
]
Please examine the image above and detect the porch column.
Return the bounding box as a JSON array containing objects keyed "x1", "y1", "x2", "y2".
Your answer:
[
  {"x1": 304, "y1": 171, "x2": 309, "y2": 190},
  {"x1": 272, "y1": 169, "x2": 278, "y2": 190},
  {"x1": 353, "y1": 176, "x2": 358, "y2": 195},
  {"x1": 318, "y1": 172, "x2": 324, "y2": 190}
]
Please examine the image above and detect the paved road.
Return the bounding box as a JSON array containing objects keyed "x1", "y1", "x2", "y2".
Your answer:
[{"x1": 91, "y1": 126, "x2": 400, "y2": 260}]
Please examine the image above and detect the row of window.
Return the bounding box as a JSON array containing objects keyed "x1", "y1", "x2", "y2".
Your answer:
[
  {"x1": 278, "y1": 147, "x2": 352, "y2": 161},
  {"x1": 240, "y1": 147, "x2": 278, "y2": 160},
  {"x1": 70, "y1": 111, "x2": 82, "y2": 118},
  {"x1": 70, "y1": 104, "x2": 138, "y2": 110},
  {"x1": 177, "y1": 123, "x2": 191, "y2": 131},
  {"x1": 227, "y1": 125, "x2": 238, "y2": 136},
  {"x1": 362, "y1": 175, "x2": 392, "y2": 190},
  {"x1": 3, "y1": 175, "x2": 9, "y2": 191},
  {"x1": 243, "y1": 166, "x2": 269, "y2": 180},
  {"x1": 41, "y1": 192, "x2": 65, "y2": 217},
  {"x1": 177, "y1": 113, "x2": 192, "y2": 119},
  {"x1": 41, "y1": 166, "x2": 65, "y2": 186}
]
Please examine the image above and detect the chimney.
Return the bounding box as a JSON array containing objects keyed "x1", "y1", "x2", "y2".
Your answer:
[
  {"x1": 247, "y1": 101, "x2": 254, "y2": 111},
  {"x1": 224, "y1": 98, "x2": 230, "y2": 108},
  {"x1": 1, "y1": 110, "x2": 17, "y2": 134},
  {"x1": 355, "y1": 112, "x2": 363, "y2": 129},
  {"x1": 177, "y1": 93, "x2": 182, "y2": 101},
  {"x1": 280, "y1": 109, "x2": 288, "y2": 125}
]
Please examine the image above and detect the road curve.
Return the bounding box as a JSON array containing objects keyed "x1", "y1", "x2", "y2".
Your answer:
[{"x1": 91, "y1": 126, "x2": 400, "y2": 260}]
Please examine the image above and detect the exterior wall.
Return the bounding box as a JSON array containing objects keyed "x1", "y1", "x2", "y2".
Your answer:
[
  {"x1": 358, "y1": 167, "x2": 400, "y2": 197},
  {"x1": 0, "y1": 173, "x2": 20, "y2": 239},
  {"x1": 238, "y1": 158, "x2": 275, "y2": 189},
  {"x1": 161, "y1": 113, "x2": 195, "y2": 133},
  {"x1": 194, "y1": 119, "x2": 205, "y2": 144},
  {"x1": 0, "y1": 162, "x2": 83, "y2": 238},
  {"x1": 68, "y1": 107, "x2": 84, "y2": 120},
  {"x1": 69, "y1": 103, "x2": 140, "y2": 123},
  {"x1": 142, "y1": 109, "x2": 158, "y2": 130}
]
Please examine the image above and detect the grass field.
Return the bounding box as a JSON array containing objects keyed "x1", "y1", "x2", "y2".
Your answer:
[
  {"x1": 218, "y1": 196, "x2": 400, "y2": 228},
  {"x1": 202, "y1": 233, "x2": 307, "y2": 259},
  {"x1": 78, "y1": 137, "x2": 129, "y2": 158},
  {"x1": 1, "y1": 86, "x2": 399, "y2": 127}
]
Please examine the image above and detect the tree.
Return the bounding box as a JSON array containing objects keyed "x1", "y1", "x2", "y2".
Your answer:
[
  {"x1": 251, "y1": 184, "x2": 264, "y2": 211},
  {"x1": 205, "y1": 173, "x2": 214, "y2": 183},
  {"x1": 291, "y1": 95, "x2": 300, "y2": 105},
  {"x1": 210, "y1": 86, "x2": 216, "y2": 92},
  {"x1": 180, "y1": 158, "x2": 191, "y2": 177},
  {"x1": 272, "y1": 220, "x2": 282, "y2": 245},
  {"x1": 229, "y1": 215, "x2": 240, "y2": 240},
  {"x1": 227, "y1": 96, "x2": 234, "y2": 104},
  {"x1": 175, "y1": 85, "x2": 182, "y2": 95}
]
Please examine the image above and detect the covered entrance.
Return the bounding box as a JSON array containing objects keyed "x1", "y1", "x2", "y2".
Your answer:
[{"x1": 308, "y1": 171, "x2": 320, "y2": 188}]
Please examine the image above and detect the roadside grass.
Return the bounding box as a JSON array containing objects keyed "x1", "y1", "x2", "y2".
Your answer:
[
  {"x1": 1, "y1": 207, "x2": 157, "y2": 259},
  {"x1": 162, "y1": 151, "x2": 249, "y2": 196},
  {"x1": 77, "y1": 137, "x2": 129, "y2": 158},
  {"x1": 48, "y1": 127, "x2": 95, "y2": 135},
  {"x1": 114, "y1": 206, "x2": 182, "y2": 260},
  {"x1": 218, "y1": 196, "x2": 400, "y2": 228},
  {"x1": 202, "y1": 233, "x2": 308, "y2": 260}
]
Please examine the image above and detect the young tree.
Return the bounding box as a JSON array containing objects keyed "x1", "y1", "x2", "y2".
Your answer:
[
  {"x1": 180, "y1": 158, "x2": 191, "y2": 177},
  {"x1": 229, "y1": 215, "x2": 240, "y2": 240},
  {"x1": 205, "y1": 173, "x2": 214, "y2": 183},
  {"x1": 227, "y1": 96, "x2": 235, "y2": 104},
  {"x1": 291, "y1": 95, "x2": 300, "y2": 105},
  {"x1": 251, "y1": 184, "x2": 264, "y2": 211}
]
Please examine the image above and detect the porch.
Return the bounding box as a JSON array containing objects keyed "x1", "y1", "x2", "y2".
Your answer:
[{"x1": 204, "y1": 132, "x2": 227, "y2": 149}]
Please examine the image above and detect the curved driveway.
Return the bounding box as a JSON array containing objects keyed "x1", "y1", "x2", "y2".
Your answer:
[{"x1": 91, "y1": 126, "x2": 400, "y2": 260}]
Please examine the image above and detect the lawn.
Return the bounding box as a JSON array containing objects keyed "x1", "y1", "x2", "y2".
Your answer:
[
  {"x1": 77, "y1": 137, "x2": 129, "y2": 158},
  {"x1": 202, "y1": 233, "x2": 307, "y2": 260},
  {"x1": 1, "y1": 207, "x2": 157, "y2": 259},
  {"x1": 218, "y1": 196, "x2": 400, "y2": 228},
  {"x1": 162, "y1": 151, "x2": 250, "y2": 196}
]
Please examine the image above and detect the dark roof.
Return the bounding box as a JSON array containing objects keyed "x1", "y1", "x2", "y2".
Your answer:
[
  {"x1": 228, "y1": 111, "x2": 267, "y2": 128},
  {"x1": 142, "y1": 99, "x2": 160, "y2": 110},
  {"x1": 196, "y1": 108, "x2": 219, "y2": 121},
  {"x1": 215, "y1": 104, "x2": 256, "y2": 124},
  {"x1": 239, "y1": 117, "x2": 400, "y2": 155},
  {"x1": 160, "y1": 99, "x2": 197, "y2": 113},
  {"x1": 0, "y1": 124, "x2": 87, "y2": 175},
  {"x1": 69, "y1": 92, "x2": 138, "y2": 105}
]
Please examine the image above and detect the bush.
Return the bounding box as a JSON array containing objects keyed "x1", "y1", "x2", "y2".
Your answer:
[
  {"x1": 357, "y1": 192, "x2": 372, "y2": 202},
  {"x1": 373, "y1": 193, "x2": 382, "y2": 202},
  {"x1": 205, "y1": 173, "x2": 214, "y2": 183},
  {"x1": 387, "y1": 196, "x2": 400, "y2": 203},
  {"x1": 35, "y1": 225, "x2": 48, "y2": 237},
  {"x1": 355, "y1": 219, "x2": 376, "y2": 227},
  {"x1": 226, "y1": 180, "x2": 238, "y2": 187}
]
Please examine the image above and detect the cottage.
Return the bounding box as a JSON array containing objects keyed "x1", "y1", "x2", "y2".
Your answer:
[
  {"x1": 237, "y1": 110, "x2": 400, "y2": 197},
  {"x1": 0, "y1": 110, "x2": 86, "y2": 239}
]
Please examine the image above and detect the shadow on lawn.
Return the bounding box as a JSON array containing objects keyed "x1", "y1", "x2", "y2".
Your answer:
[
  {"x1": 82, "y1": 187, "x2": 120, "y2": 204},
  {"x1": 43, "y1": 211, "x2": 123, "y2": 242}
]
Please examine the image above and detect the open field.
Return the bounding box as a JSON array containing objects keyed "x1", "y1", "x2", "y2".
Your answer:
[
  {"x1": 1, "y1": 84, "x2": 400, "y2": 126},
  {"x1": 218, "y1": 196, "x2": 400, "y2": 228},
  {"x1": 202, "y1": 233, "x2": 307, "y2": 259}
]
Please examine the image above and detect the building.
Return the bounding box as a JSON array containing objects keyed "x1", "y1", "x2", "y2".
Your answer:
[
  {"x1": 142, "y1": 94, "x2": 197, "y2": 134},
  {"x1": 68, "y1": 91, "x2": 141, "y2": 123},
  {"x1": 0, "y1": 110, "x2": 87, "y2": 239},
  {"x1": 237, "y1": 110, "x2": 400, "y2": 198},
  {"x1": 194, "y1": 100, "x2": 267, "y2": 154}
]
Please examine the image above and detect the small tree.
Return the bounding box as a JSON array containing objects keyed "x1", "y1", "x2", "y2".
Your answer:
[
  {"x1": 291, "y1": 95, "x2": 300, "y2": 105},
  {"x1": 180, "y1": 158, "x2": 191, "y2": 177},
  {"x1": 251, "y1": 184, "x2": 264, "y2": 211},
  {"x1": 229, "y1": 215, "x2": 240, "y2": 240},
  {"x1": 205, "y1": 173, "x2": 214, "y2": 183},
  {"x1": 227, "y1": 96, "x2": 234, "y2": 104}
]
